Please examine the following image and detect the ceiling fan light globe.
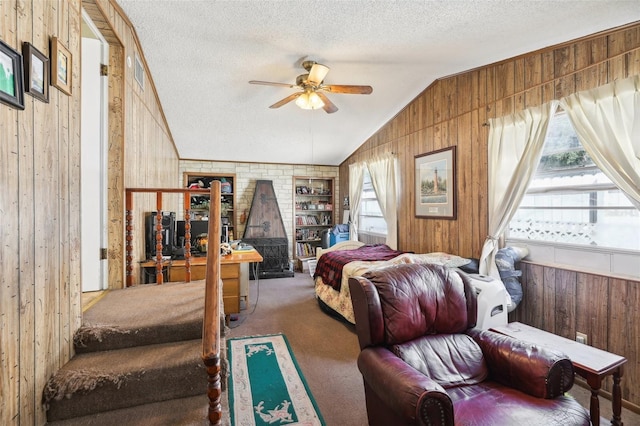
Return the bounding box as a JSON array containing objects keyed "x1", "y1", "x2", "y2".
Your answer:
[{"x1": 296, "y1": 91, "x2": 325, "y2": 110}]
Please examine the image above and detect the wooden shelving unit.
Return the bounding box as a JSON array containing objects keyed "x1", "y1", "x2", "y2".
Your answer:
[
  {"x1": 293, "y1": 176, "x2": 334, "y2": 261},
  {"x1": 184, "y1": 172, "x2": 236, "y2": 241}
]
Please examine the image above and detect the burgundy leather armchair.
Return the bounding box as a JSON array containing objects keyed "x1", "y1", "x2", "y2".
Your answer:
[{"x1": 349, "y1": 263, "x2": 590, "y2": 426}]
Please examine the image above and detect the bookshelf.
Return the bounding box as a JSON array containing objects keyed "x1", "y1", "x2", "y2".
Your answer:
[
  {"x1": 293, "y1": 177, "x2": 334, "y2": 261},
  {"x1": 184, "y1": 172, "x2": 236, "y2": 241}
]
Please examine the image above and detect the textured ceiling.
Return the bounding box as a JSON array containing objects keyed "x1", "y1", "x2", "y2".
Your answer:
[{"x1": 115, "y1": 1, "x2": 640, "y2": 166}]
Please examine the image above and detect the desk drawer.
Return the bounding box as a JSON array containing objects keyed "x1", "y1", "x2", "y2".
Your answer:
[
  {"x1": 222, "y1": 278, "x2": 239, "y2": 297},
  {"x1": 221, "y1": 263, "x2": 239, "y2": 279},
  {"x1": 169, "y1": 264, "x2": 206, "y2": 282},
  {"x1": 171, "y1": 263, "x2": 238, "y2": 282},
  {"x1": 223, "y1": 278, "x2": 240, "y2": 313}
]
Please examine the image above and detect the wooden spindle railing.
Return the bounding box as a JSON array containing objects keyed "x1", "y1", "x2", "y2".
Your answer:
[
  {"x1": 124, "y1": 187, "x2": 210, "y2": 286},
  {"x1": 202, "y1": 181, "x2": 222, "y2": 425},
  {"x1": 124, "y1": 184, "x2": 223, "y2": 424}
]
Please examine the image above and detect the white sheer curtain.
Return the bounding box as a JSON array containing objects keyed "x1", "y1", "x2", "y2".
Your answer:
[
  {"x1": 348, "y1": 162, "x2": 366, "y2": 241},
  {"x1": 560, "y1": 75, "x2": 640, "y2": 210},
  {"x1": 367, "y1": 155, "x2": 398, "y2": 249},
  {"x1": 479, "y1": 101, "x2": 560, "y2": 277}
]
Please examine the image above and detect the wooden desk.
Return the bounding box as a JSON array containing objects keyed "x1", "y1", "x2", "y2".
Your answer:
[
  {"x1": 139, "y1": 258, "x2": 208, "y2": 282},
  {"x1": 219, "y1": 250, "x2": 263, "y2": 314},
  {"x1": 492, "y1": 322, "x2": 627, "y2": 426},
  {"x1": 140, "y1": 249, "x2": 263, "y2": 315},
  {"x1": 167, "y1": 257, "x2": 207, "y2": 281}
]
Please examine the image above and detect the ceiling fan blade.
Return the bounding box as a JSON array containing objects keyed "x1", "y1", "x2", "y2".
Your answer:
[
  {"x1": 307, "y1": 63, "x2": 330, "y2": 85},
  {"x1": 322, "y1": 84, "x2": 373, "y2": 95},
  {"x1": 316, "y1": 92, "x2": 338, "y2": 114},
  {"x1": 269, "y1": 92, "x2": 302, "y2": 109},
  {"x1": 249, "y1": 80, "x2": 297, "y2": 88}
]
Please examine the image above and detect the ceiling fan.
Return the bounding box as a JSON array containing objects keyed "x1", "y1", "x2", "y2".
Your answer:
[{"x1": 249, "y1": 60, "x2": 373, "y2": 114}]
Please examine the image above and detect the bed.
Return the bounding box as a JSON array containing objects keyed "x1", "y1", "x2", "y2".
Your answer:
[{"x1": 313, "y1": 241, "x2": 475, "y2": 324}]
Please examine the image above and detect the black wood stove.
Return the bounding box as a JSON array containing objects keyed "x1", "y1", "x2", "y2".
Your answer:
[{"x1": 242, "y1": 180, "x2": 294, "y2": 279}]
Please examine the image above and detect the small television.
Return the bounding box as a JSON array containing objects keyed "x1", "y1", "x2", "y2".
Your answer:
[{"x1": 176, "y1": 220, "x2": 210, "y2": 253}]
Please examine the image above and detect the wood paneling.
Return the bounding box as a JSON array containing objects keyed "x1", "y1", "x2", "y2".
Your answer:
[
  {"x1": 339, "y1": 22, "x2": 640, "y2": 408},
  {"x1": 1, "y1": 1, "x2": 21, "y2": 423},
  {"x1": 1, "y1": 0, "x2": 180, "y2": 423},
  {"x1": 89, "y1": 0, "x2": 180, "y2": 288},
  {"x1": 515, "y1": 262, "x2": 640, "y2": 409},
  {"x1": 339, "y1": 24, "x2": 640, "y2": 255}
]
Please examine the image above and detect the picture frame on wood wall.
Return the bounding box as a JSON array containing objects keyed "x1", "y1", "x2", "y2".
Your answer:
[
  {"x1": 0, "y1": 39, "x2": 25, "y2": 110},
  {"x1": 22, "y1": 42, "x2": 49, "y2": 103},
  {"x1": 415, "y1": 146, "x2": 457, "y2": 219},
  {"x1": 50, "y1": 37, "x2": 72, "y2": 96}
]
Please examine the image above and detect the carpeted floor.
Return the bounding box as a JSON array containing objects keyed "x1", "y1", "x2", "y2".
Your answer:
[
  {"x1": 232, "y1": 273, "x2": 640, "y2": 426},
  {"x1": 70, "y1": 273, "x2": 639, "y2": 425},
  {"x1": 227, "y1": 273, "x2": 366, "y2": 426}
]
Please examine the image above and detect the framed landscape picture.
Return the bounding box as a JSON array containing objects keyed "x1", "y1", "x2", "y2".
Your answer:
[
  {"x1": 0, "y1": 39, "x2": 25, "y2": 110},
  {"x1": 23, "y1": 42, "x2": 49, "y2": 102},
  {"x1": 415, "y1": 146, "x2": 457, "y2": 219},
  {"x1": 50, "y1": 37, "x2": 72, "y2": 95}
]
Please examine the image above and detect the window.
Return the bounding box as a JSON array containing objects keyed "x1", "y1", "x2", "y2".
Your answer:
[
  {"x1": 358, "y1": 169, "x2": 387, "y2": 236},
  {"x1": 508, "y1": 113, "x2": 640, "y2": 252}
]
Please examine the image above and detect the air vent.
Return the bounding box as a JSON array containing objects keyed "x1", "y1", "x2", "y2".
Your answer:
[{"x1": 134, "y1": 53, "x2": 144, "y2": 90}]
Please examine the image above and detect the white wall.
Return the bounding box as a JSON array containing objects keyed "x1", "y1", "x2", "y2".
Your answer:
[{"x1": 506, "y1": 238, "x2": 640, "y2": 279}]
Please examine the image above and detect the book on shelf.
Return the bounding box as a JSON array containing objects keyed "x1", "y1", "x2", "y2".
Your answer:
[
  {"x1": 296, "y1": 242, "x2": 318, "y2": 257},
  {"x1": 296, "y1": 214, "x2": 332, "y2": 226}
]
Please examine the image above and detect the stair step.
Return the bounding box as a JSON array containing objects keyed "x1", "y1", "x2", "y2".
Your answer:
[
  {"x1": 76, "y1": 281, "x2": 206, "y2": 353},
  {"x1": 45, "y1": 339, "x2": 206, "y2": 422},
  {"x1": 46, "y1": 394, "x2": 214, "y2": 426},
  {"x1": 74, "y1": 320, "x2": 203, "y2": 353}
]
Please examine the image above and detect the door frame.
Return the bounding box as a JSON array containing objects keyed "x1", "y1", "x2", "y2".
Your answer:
[{"x1": 81, "y1": 9, "x2": 109, "y2": 292}]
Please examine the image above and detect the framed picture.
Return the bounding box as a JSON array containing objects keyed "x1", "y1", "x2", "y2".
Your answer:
[
  {"x1": 0, "y1": 39, "x2": 25, "y2": 110},
  {"x1": 415, "y1": 146, "x2": 457, "y2": 219},
  {"x1": 22, "y1": 42, "x2": 49, "y2": 102},
  {"x1": 50, "y1": 37, "x2": 72, "y2": 95}
]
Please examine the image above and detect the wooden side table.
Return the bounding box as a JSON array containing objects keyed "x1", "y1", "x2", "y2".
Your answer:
[{"x1": 491, "y1": 322, "x2": 627, "y2": 426}]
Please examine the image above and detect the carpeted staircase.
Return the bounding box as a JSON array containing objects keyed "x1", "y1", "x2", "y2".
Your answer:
[{"x1": 44, "y1": 280, "x2": 226, "y2": 425}]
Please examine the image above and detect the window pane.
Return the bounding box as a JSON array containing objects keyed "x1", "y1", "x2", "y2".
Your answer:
[
  {"x1": 511, "y1": 191, "x2": 640, "y2": 250},
  {"x1": 508, "y1": 113, "x2": 640, "y2": 252},
  {"x1": 537, "y1": 115, "x2": 594, "y2": 173},
  {"x1": 358, "y1": 169, "x2": 387, "y2": 235}
]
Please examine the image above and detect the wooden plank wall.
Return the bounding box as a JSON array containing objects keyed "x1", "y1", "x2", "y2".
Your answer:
[
  {"x1": 0, "y1": 0, "x2": 180, "y2": 424},
  {"x1": 340, "y1": 22, "x2": 640, "y2": 260},
  {"x1": 89, "y1": 0, "x2": 181, "y2": 287},
  {"x1": 514, "y1": 262, "x2": 639, "y2": 409},
  {"x1": 1, "y1": 1, "x2": 82, "y2": 424},
  {"x1": 339, "y1": 22, "x2": 640, "y2": 407}
]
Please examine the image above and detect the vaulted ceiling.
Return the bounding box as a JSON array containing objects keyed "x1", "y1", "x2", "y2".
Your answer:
[{"x1": 115, "y1": 1, "x2": 640, "y2": 166}]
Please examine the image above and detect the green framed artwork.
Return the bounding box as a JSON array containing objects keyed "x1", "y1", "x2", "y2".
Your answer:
[{"x1": 0, "y1": 39, "x2": 25, "y2": 110}]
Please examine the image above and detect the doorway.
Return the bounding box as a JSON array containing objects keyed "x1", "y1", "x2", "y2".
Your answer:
[{"x1": 81, "y1": 11, "x2": 109, "y2": 293}]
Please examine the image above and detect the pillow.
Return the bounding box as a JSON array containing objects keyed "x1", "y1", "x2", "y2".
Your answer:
[
  {"x1": 399, "y1": 252, "x2": 472, "y2": 268},
  {"x1": 458, "y1": 258, "x2": 479, "y2": 274}
]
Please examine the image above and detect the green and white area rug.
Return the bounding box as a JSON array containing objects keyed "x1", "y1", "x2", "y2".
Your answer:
[{"x1": 227, "y1": 333, "x2": 325, "y2": 426}]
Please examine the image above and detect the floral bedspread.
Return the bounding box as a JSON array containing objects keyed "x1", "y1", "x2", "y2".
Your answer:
[
  {"x1": 313, "y1": 244, "x2": 406, "y2": 290},
  {"x1": 315, "y1": 251, "x2": 471, "y2": 324}
]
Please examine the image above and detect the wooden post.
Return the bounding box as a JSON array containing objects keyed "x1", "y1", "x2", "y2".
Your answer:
[
  {"x1": 184, "y1": 191, "x2": 192, "y2": 282},
  {"x1": 155, "y1": 192, "x2": 164, "y2": 284},
  {"x1": 202, "y1": 182, "x2": 222, "y2": 425},
  {"x1": 125, "y1": 190, "x2": 134, "y2": 287}
]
